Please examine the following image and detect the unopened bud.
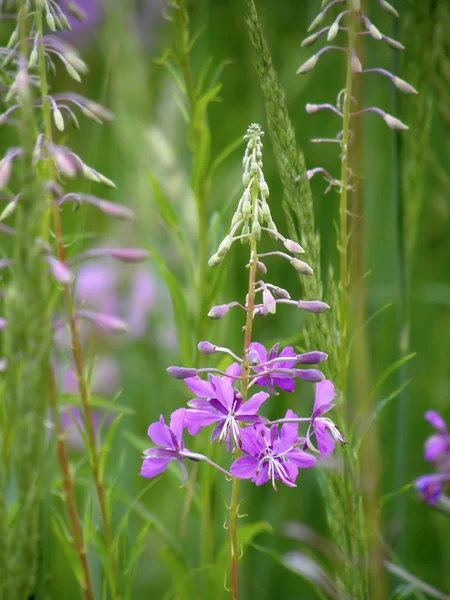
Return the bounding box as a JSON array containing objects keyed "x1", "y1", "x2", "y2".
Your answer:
[
  {"x1": 46, "y1": 255, "x2": 73, "y2": 284},
  {"x1": 241, "y1": 224, "x2": 250, "y2": 244},
  {"x1": 327, "y1": 22, "x2": 339, "y2": 42},
  {"x1": 46, "y1": 11, "x2": 56, "y2": 32},
  {"x1": 351, "y1": 53, "x2": 362, "y2": 73},
  {"x1": 393, "y1": 77, "x2": 418, "y2": 95},
  {"x1": 298, "y1": 300, "x2": 330, "y2": 313},
  {"x1": 252, "y1": 221, "x2": 261, "y2": 241},
  {"x1": 231, "y1": 211, "x2": 243, "y2": 227},
  {"x1": 29, "y1": 47, "x2": 38, "y2": 68},
  {"x1": 260, "y1": 181, "x2": 269, "y2": 197},
  {"x1": 0, "y1": 201, "x2": 17, "y2": 221},
  {"x1": 167, "y1": 366, "x2": 198, "y2": 379},
  {"x1": 272, "y1": 286, "x2": 290, "y2": 300},
  {"x1": 208, "y1": 304, "x2": 230, "y2": 320},
  {"x1": 368, "y1": 24, "x2": 382, "y2": 40},
  {"x1": 110, "y1": 249, "x2": 149, "y2": 262},
  {"x1": 290, "y1": 258, "x2": 314, "y2": 275},
  {"x1": 261, "y1": 202, "x2": 271, "y2": 222},
  {"x1": 208, "y1": 253, "x2": 223, "y2": 268},
  {"x1": 351, "y1": 0, "x2": 361, "y2": 10},
  {"x1": 383, "y1": 114, "x2": 409, "y2": 131},
  {"x1": 307, "y1": 12, "x2": 325, "y2": 32},
  {"x1": 283, "y1": 239, "x2": 304, "y2": 255},
  {"x1": 67, "y1": 1, "x2": 88, "y2": 20},
  {"x1": 301, "y1": 32, "x2": 322, "y2": 47},
  {"x1": 256, "y1": 261, "x2": 267, "y2": 275},
  {"x1": 198, "y1": 341, "x2": 217, "y2": 354},
  {"x1": 0, "y1": 158, "x2": 12, "y2": 190},
  {"x1": 297, "y1": 351, "x2": 328, "y2": 364},
  {"x1": 383, "y1": 36, "x2": 405, "y2": 51},
  {"x1": 294, "y1": 369, "x2": 325, "y2": 383},
  {"x1": 263, "y1": 289, "x2": 276, "y2": 314},
  {"x1": 379, "y1": 0, "x2": 399, "y2": 17},
  {"x1": 96, "y1": 172, "x2": 117, "y2": 189},
  {"x1": 53, "y1": 109, "x2": 65, "y2": 132},
  {"x1": 267, "y1": 220, "x2": 278, "y2": 241},
  {"x1": 306, "y1": 103, "x2": 320, "y2": 115},
  {"x1": 297, "y1": 55, "x2": 318, "y2": 75},
  {"x1": 217, "y1": 235, "x2": 234, "y2": 257},
  {"x1": 65, "y1": 64, "x2": 82, "y2": 82},
  {"x1": 242, "y1": 197, "x2": 251, "y2": 220}
]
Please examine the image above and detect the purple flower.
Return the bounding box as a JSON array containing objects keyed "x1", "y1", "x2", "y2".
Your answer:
[
  {"x1": 249, "y1": 342, "x2": 298, "y2": 394},
  {"x1": 185, "y1": 375, "x2": 269, "y2": 451},
  {"x1": 230, "y1": 411, "x2": 316, "y2": 490},
  {"x1": 416, "y1": 474, "x2": 444, "y2": 505},
  {"x1": 306, "y1": 380, "x2": 346, "y2": 458},
  {"x1": 141, "y1": 408, "x2": 190, "y2": 483},
  {"x1": 416, "y1": 411, "x2": 450, "y2": 504}
]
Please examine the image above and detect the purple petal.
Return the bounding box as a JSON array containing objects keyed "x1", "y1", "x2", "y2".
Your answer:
[
  {"x1": 253, "y1": 462, "x2": 270, "y2": 486},
  {"x1": 286, "y1": 448, "x2": 317, "y2": 468},
  {"x1": 187, "y1": 399, "x2": 213, "y2": 410},
  {"x1": 185, "y1": 376, "x2": 215, "y2": 398},
  {"x1": 226, "y1": 362, "x2": 242, "y2": 380},
  {"x1": 211, "y1": 376, "x2": 234, "y2": 411},
  {"x1": 210, "y1": 422, "x2": 224, "y2": 444},
  {"x1": 209, "y1": 398, "x2": 229, "y2": 415},
  {"x1": 255, "y1": 376, "x2": 270, "y2": 388},
  {"x1": 169, "y1": 408, "x2": 186, "y2": 444},
  {"x1": 249, "y1": 342, "x2": 267, "y2": 363},
  {"x1": 268, "y1": 343, "x2": 280, "y2": 360},
  {"x1": 314, "y1": 421, "x2": 336, "y2": 458},
  {"x1": 278, "y1": 462, "x2": 298, "y2": 487},
  {"x1": 184, "y1": 410, "x2": 222, "y2": 436},
  {"x1": 425, "y1": 411, "x2": 447, "y2": 433},
  {"x1": 144, "y1": 448, "x2": 178, "y2": 459},
  {"x1": 424, "y1": 434, "x2": 447, "y2": 462},
  {"x1": 148, "y1": 416, "x2": 173, "y2": 449},
  {"x1": 238, "y1": 391, "x2": 269, "y2": 416},
  {"x1": 313, "y1": 380, "x2": 336, "y2": 415},
  {"x1": 272, "y1": 377, "x2": 296, "y2": 393},
  {"x1": 240, "y1": 425, "x2": 264, "y2": 456},
  {"x1": 230, "y1": 455, "x2": 259, "y2": 479},
  {"x1": 273, "y1": 409, "x2": 299, "y2": 454},
  {"x1": 140, "y1": 457, "x2": 172, "y2": 479},
  {"x1": 278, "y1": 345, "x2": 296, "y2": 359}
]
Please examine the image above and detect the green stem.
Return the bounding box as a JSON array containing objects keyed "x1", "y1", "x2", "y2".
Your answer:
[
  {"x1": 35, "y1": 6, "x2": 118, "y2": 595},
  {"x1": 229, "y1": 183, "x2": 258, "y2": 600}
]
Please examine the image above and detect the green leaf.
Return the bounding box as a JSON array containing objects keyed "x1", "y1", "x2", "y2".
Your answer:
[
  {"x1": 160, "y1": 546, "x2": 197, "y2": 600},
  {"x1": 208, "y1": 135, "x2": 244, "y2": 181},
  {"x1": 144, "y1": 243, "x2": 193, "y2": 364},
  {"x1": 370, "y1": 353, "x2": 416, "y2": 399},
  {"x1": 59, "y1": 393, "x2": 135, "y2": 415},
  {"x1": 99, "y1": 413, "x2": 124, "y2": 479},
  {"x1": 380, "y1": 482, "x2": 415, "y2": 508},
  {"x1": 148, "y1": 172, "x2": 180, "y2": 231}
]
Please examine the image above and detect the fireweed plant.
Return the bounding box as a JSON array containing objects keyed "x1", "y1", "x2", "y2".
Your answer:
[
  {"x1": 140, "y1": 123, "x2": 346, "y2": 599},
  {"x1": 0, "y1": 1, "x2": 148, "y2": 597}
]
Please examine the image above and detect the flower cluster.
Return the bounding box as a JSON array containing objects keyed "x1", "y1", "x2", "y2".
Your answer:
[
  {"x1": 416, "y1": 411, "x2": 450, "y2": 505},
  {"x1": 141, "y1": 124, "x2": 346, "y2": 490},
  {"x1": 297, "y1": 0, "x2": 416, "y2": 193}
]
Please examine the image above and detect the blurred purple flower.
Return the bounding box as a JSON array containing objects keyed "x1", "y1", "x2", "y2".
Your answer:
[
  {"x1": 59, "y1": 0, "x2": 102, "y2": 39},
  {"x1": 416, "y1": 411, "x2": 450, "y2": 504},
  {"x1": 59, "y1": 406, "x2": 109, "y2": 450},
  {"x1": 127, "y1": 267, "x2": 155, "y2": 337},
  {"x1": 230, "y1": 411, "x2": 316, "y2": 490},
  {"x1": 141, "y1": 408, "x2": 190, "y2": 483},
  {"x1": 185, "y1": 375, "x2": 269, "y2": 451},
  {"x1": 249, "y1": 342, "x2": 298, "y2": 394}
]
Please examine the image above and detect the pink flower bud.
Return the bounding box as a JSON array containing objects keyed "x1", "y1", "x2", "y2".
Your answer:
[
  {"x1": 283, "y1": 238, "x2": 305, "y2": 255},
  {"x1": 298, "y1": 300, "x2": 330, "y2": 313},
  {"x1": 208, "y1": 304, "x2": 230, "y2": 320},
  {"x1": 297, "y1": 351, "x2": 328, "y2": 364},
  {"x1": 167, "y1": 366, "x2": 198, "y2": 379},
  {"x1": 294, "y1": 369, "x2": 325, "y2": 382},
  {"x1": 383, "y1": 114, "x2": 409, "y2": 131},
  {"x1": 46, "y1": 255, "x2": 73, "y2": 284},
  {"x1": 76, "y1": 309, "x2": 128, "y2": 333},
  {"x1": 290, "y1": 258, "x2": 314, "y2": 276},
  {"x1": 198, "y1": 341, "x2": 217, "y2": 354}
]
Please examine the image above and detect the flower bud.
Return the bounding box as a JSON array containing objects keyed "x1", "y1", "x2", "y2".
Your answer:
[
  {"x1": 65, "y1": 64, "x2": 82, "y2": 83},
  {"x1": 351, "y1": 53, "x2": 362, "y2": 73},
  {"x1": 368, "y1": 24, "x2": 382, "y2": 40},
  {"x1": 252, "y1": 221, "x2": 261, "y2": 241},
  {"x1": 297, "y1": 351, "x2": 328, "y2": 364},
  {"x1": 327, "y1": 22, "x2": 339, "y2": 42},
  {"x1": 242, "y1": 197, "x2": 251, "y2": 220},
  {"x1": 297, "y1": 55, "x2": 318, "y2": 75},
  {"x1": 294, "y1": 369, "x2": 325, "y2": 382},
  {"x1": 383, "y1": 114, "x2": 409, "y2": 131},
  {"x1": 208, "y1": 253, "x2": 223, "y2": 268},
  {"x1": 261, "y1": 202, "x2": 271, "y2": 222},
  {"x1": 241, "y1": 224, "x2": 250, "y2": 244},
  {"x1": 379, "y1": 0, "x2": 399, "y2": 17},
  {"x1": 298, "y1": 300, "x2": 330, "y2": 313},
  {"x1": 283, "y1": 238, "x2": 304, "y2": 255},
  {"x1": 307, "y1": 12, "x2": 325, "y2": 32},
  {"x1": 110, "y1": 249, "x2": 150, "y2": 262},
  {"x1": 46, "y1": 255, "x2": 73, "y2": 284},
  {"x1": 267, "y1": 220, "x2": 278, "y2": 241},
  {"x1": 0, "y1": 158, "x2": 12, "y2": 190},
  {"x1": 198, "y1": 341, "x2": 217, "y2": 354},
  {"x1": 208, "y1": 304, "x2": 230, "y2": 320},
  {"x1": 217, "y1": 235, "x2": 233, "y2": 257},
  {"x1": 260, "y1": 181, "x2": 269, "y2": 198},
  {"x1": 167, "y1": 366, "x2": 198, "y2": 379},
  {"x1": 351, "y1": 0, "x2": 361, "y2": 10},
  {"x1": 306, "y1": 103, "x2": 320, "y2": 115},
  {"x1": 262, "y1": 289, "x2": 276, "y2": 314},
  {"x1": 383, "y1": 36, "x2": 405, "y2": 51},
  {"x1": 302, "y1": 32, "x2": 322, "y2": 48},
  {"x1": 231, "y1": 211, "x2": 243, "y2": 227},
  {"x1": 272, "y1": 286, "x2": 290, "y2": 300},
  {"x1": 256, "y1": 261, "x2": 267, "y2": 275},
  {"x1": 95, "y1": 199, "x2": 134, "y2": 219},
  {"x1": 248, "y1": 349, "x2": 261, "y2": 365},
  {"x1": 290, "y1": 258, "x2": 314, "y2": 276},
  {"x1": 0, "y1": 201, "x2": 17, "y2": 221},
  {"x1": 392, "y1": 77, "x2": 418, "y2": 95},
  {"x1": 46, "y1": 11, "x2": 56, "y2": 31}
]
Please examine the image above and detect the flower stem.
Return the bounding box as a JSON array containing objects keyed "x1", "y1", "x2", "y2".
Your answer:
[
  {"x1": 35, "y1": 6, "x2": 118, "y2": 594},
  {"x1": 229, "y1": 182, "x2": 258, "y2": 600},
  {"x1": 48, "y1": 369, "x2": 95, "y2": 600}
]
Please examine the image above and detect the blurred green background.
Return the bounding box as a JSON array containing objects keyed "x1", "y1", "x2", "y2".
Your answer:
[{"x1": 1, "y1": 0, "x2": 449, "y2": 598}]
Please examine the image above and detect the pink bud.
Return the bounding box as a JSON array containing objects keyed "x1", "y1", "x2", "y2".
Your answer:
[
  {"x1": 208, "y1": 304, "x2": 230, "y2": 320},
  {"x1": 263, "y1": 289, "x2": 276, "y2": 314},
  {"x1": 198, "y1": 341, "x2": 217, "y2": 354},
  {"x1": 110, "y1": 249, "x2": 150, "y2": 262},
  {"x1": 294, "y1": 369, "x2": 325, "y2": 382},
  {"x1": 0, "y1": 157, "x2": 12, "y2": 190},
  {"x1": 46, "y1": 255, "x2": 73, "y2": 284},
  {"x1": 383, "y1": 114, "x2": 409, "y2": 131},
  {"x1": 297, "y1": 351, "x2": 328, "y2": 364},
  {"x1": 76, "y1": 309, "x2": 128, "y2": 333},
  {"x1": 167, "y1": 366, "x2": 198, "y2": 379},
  {"x1": 298, "y1": 300, "x2": 330, "y2": 313}
]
